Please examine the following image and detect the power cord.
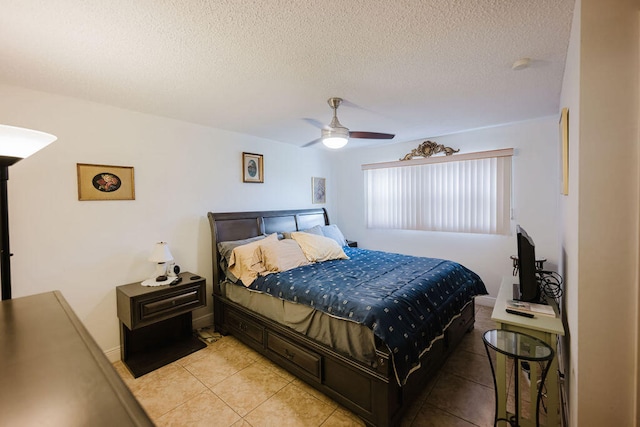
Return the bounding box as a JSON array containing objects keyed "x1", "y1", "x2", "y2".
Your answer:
[
  {"x1": 521, "y1": 361, "x2": 549, "y2": 414},
  {"x1": 536, "y1": 270, "x2": 564, "y2": 302}
]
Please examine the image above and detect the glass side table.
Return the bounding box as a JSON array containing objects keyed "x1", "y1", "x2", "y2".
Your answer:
[{"x1": 483, "y1": 329, "x2": 554, "y2": 427}]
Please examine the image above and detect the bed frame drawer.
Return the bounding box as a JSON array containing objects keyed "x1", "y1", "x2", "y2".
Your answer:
[
  {"x1": 266, "y1": 332, "x2": 321, "y2": 381},
  {"x1": 445, "y1": 301, "x2": 475, "y2": 350},
  {"x1": 226, "y1": 309, "x2": 264, "y2": 345},
  {"x1": 209, "y1": 209, "x2": 481, "y2": 427}
]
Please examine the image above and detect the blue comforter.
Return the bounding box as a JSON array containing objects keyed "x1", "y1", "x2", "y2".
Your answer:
[{"x1": 248, "y1": 246, "x2": 487, "y2": 385}]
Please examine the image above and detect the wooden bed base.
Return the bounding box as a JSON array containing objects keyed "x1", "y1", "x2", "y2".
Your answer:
[{"x1": 208, "y1": 208, "x2": 475, "y2": 427}]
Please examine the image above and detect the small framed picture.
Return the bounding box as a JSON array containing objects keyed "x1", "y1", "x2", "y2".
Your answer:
[
  {"x1": 242, "y1": 152, "x2": 264, "y2": 183},
  {"x1": 560, "y1": 108, "x2": 569, "y2": 195},
  {"x1": 312, "y1": 177, "x2": 326, "y2": 204},
  {"x1": 77, "y1": 163, "x2": 135, "y2": 201}
]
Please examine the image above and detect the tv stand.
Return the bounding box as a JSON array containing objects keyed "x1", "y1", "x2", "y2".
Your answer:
[{"x1": 494, "y1": 277, "x2": 564, "y2": 427}]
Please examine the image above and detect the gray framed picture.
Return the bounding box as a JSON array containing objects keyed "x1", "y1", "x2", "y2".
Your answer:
[
  {"x1": 312, "y1": 177, "x2": 326, "y2": 204},
  {"x1": 242, "y1": 152, "x2": 264, "y2": 183}
]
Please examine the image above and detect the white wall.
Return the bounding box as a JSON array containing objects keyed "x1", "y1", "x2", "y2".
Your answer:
[
  {"x1": 332, "y1": 117, "x2": 561, "y2": 301},
  {"x1": 0, "y1": 84, "x2": 334, "y2": 358},
  {"x1": 558, "y1": 0, "x2": 581, "y2": 423},
  {"x1": 559, "y1": 0, "x2": 639, "y2": 425}
]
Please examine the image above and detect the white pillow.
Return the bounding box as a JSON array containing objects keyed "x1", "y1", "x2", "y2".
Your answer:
[
  {"x1": 259, "y1": 239, "x2": 310, "y2": 274},
  {"x1": 321, "y1": 224, "x2": 347, "y2": 246},
  {"x1": 291, "y1": 231, "x2": 349, "y2": 263},
  {"x1": 282, "y1": 225, "x2": 323, "y2": 239},
  {"x1": 228, "y1": 233, "x2": 278, "y2": 286},
  {"x1": 302, "y1": 225, "x2": 324, "y2": 236}
]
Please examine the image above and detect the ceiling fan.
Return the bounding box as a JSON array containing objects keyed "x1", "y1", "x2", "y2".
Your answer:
[{"x1": 303, "y1": 97, "x2": 395, "y2": 149}]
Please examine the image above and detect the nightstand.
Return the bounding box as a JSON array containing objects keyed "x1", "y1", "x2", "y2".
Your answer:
[
  {"x1": 117, "y1": 272, "x2": 206, "y2": 377},
  {"x1": 346, "y1": 240, "x2": 358, "y2": 247}
]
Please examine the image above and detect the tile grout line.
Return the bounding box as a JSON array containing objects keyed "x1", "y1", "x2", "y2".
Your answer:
[{"x1": 115, "y1": 320, "x2": 501, "y2": 426}]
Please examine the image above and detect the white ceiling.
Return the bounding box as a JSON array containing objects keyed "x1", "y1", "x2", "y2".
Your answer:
[{"x1": 0, "y1": 0, "x2": 575, "y2": 148}]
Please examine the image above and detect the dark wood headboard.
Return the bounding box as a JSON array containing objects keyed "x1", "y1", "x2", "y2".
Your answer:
[{"x1": 207, "y1": 208, "x2": 329, "y2": 290}]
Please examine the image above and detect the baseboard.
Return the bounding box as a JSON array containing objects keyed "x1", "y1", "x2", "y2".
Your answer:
[
  {"x1": 475, "y1": 295, "x2": 496, "y2": 307},
  {"x1": 105, "y1": 346, "x2": 121, "y2": 363},
  {"x1": 557, "y1": 336, "x2": 569, "y2": 426},
  {"x1": 193, "y1": 312, "x2": 214, "y2": 329},
  {"x1": 104, "y1": 312, "x2": 214, "y2": 364}
]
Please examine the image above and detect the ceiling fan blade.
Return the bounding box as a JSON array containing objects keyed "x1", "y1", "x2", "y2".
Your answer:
[
  {"x1": 301, "y1": 138, "x2": 322, "y2": 148},
  {"x1": 349, "y1": 131, "x2": 395, "y2": 140}
]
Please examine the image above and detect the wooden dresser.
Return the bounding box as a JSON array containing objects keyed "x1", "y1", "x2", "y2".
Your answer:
[{"x1": 0, "y1": 291, "x2": 152, "y2": 426}]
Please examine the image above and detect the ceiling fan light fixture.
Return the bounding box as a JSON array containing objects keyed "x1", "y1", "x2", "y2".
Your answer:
[
  {"x1": 322, "y1": 136, "x2": 348, "y2": 149},
  {"x1": 321, "y1": 126, "x2": 349, "y2": 149},
  {"x1": 301, "y1": 96, "x2": 394, "y2": 148}
]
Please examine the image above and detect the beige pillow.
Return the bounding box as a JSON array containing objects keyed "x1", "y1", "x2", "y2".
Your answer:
[
  {"x1": 291, "y1": 231, "x2": 349, "y2": 263},
  {"x1": 259, "y1": 239, "x2": 310, "y2": 274},
  {"x1": 228, "y1": 233, "x2": 278, "y2": 286}
]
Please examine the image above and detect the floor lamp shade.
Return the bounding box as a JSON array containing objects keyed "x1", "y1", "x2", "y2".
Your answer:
[
  {"x1": 0, "y1": 124, "x2": 57, "y2": 300},
  {"x1": 0, "y1": 124, "x2": 57, "y2": 165}
]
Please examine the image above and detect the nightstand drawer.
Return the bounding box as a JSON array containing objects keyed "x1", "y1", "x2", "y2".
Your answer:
[
  {"x1": 117, "y1": 276, "x2": 206, "y2": 330},
  {"x1": 267, "y1": 332, "x2": 321, "y2": 381},
  {"x1": 140, "y1": 287, "x2": 202, "y2": 321}
]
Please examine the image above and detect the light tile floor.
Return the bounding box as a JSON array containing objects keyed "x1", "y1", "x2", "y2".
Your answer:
[{"x1": 113, "y1": 306, "x2": 545, "y2": 427}]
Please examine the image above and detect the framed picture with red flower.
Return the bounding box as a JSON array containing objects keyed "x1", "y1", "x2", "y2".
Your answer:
[{"x1": 77, "y1": 163, "x2": 135, "y2": 201}]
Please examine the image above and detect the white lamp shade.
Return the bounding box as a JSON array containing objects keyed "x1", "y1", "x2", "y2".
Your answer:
[
  {"x1": 0, "y1": 124, "x2": 57, "y2": 160},
  {"x1": 149, "y1": 242, "x2": 174, "y2": 263},
  {"x1": 322, "y1": 126, "x2": 349, "y2": 149},
  {"x1": 322, "y1": 136, "x2": 348, "y2": 149}
]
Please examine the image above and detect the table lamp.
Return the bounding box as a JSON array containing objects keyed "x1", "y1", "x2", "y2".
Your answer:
[
  {"x1": 148, "y1": 242, "x2": 173, "y2": 279},
  {"x1": 0, "y1": 124, "x2": 57, "y2": 300}
]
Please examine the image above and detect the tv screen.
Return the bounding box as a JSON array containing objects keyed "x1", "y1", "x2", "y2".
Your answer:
[{"x1": 515, "y1": 225, "x2": 540, "y2": 302}]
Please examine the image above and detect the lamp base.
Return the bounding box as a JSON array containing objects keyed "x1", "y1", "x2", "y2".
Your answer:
[{"x1": 153, "y1": 262, "x2": 167, "y2": 279}]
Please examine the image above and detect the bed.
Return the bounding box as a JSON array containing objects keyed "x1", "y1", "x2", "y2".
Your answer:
[{"x1": 207, "y1": 208, "x2": 486, "y2": 427}]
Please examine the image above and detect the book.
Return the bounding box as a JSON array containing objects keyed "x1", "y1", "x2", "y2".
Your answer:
[{"x1": 506, "y1": 300, "x2": 556, "y2": 317}]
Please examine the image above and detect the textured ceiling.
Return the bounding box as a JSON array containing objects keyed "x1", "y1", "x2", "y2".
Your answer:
[{"x1": 0, "y1": 0, "x2": 574, "y2": 148}]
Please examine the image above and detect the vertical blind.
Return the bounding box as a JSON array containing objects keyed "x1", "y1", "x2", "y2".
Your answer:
[{"x1": 363, "y1": 149, "x2": 513, "y2": 235}]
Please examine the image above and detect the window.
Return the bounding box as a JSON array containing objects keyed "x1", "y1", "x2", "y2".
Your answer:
[{"x1": 363, "y1": 149, "x2": 513, "y2": 235}]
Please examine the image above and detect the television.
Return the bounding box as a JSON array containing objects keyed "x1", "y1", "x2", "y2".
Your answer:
[{"x1": 514, "y1": 225, "x2": 541, "y2": 302}]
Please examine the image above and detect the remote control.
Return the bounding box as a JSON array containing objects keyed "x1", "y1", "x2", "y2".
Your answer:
[{"x1": 506, "y1": 308, "x2": 535, "y2": 318}]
